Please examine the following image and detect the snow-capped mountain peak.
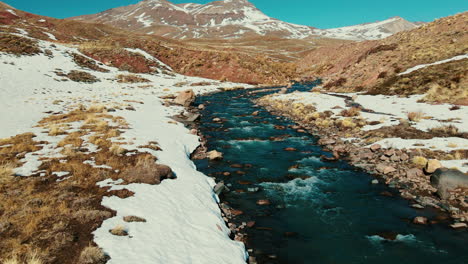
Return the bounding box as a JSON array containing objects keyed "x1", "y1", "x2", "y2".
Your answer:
[{"x1": 71, "y1": 0, "x2": 418, "y2": 40}]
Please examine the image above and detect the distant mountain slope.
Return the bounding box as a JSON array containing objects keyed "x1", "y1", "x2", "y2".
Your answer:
[
  {"x1": 314, "y1": 17, "x2": 418, "y2": 41},
  {"x1": 298, "y1": 12, "x2": 468, "y2": 104},
  {"x1": 71, "y1": 0, "x2": 418, "y2": 40},
  {"x1": 0, "y1": 1, "x2": 299, "y2": 85}
]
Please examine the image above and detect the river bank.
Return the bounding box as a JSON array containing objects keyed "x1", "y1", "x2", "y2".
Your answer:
[
  {"x1": 256, "y1": 88, "x2": 468, "y2": 228},
  {"x1": 190, "y1": 83, "x2": 468, "y2": 264}
]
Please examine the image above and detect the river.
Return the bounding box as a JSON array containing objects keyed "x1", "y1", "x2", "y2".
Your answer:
[{"x1": 194, "y1": 82, "x2": 468, "y2": 264}]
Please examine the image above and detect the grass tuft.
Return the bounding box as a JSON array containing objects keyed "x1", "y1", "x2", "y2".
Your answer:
[{"x1": 407, "y1": 111, "x2": 425, "y2": 122}]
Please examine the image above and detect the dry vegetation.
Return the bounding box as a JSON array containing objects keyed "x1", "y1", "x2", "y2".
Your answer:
[
  {"x1": 71, "y1": 53, "x2": 110, "y2": 73},
  {"x1": 67, "y1": 70, "x2": 100, "y2": 83},
  {"x1": 298, "y1": 12, "x2": 468, "y2": 104},
  {"x1": 0, "y1": 34, "x2": 41, "y2": 56},
  {"x1": 407, "y1": 111, "x2": 425, "y2": 122},
  {"x1": 369, "y1": 59, "x2": 468, "y2": 104},
  {"x1": 0, "y1": 105, "x2": 173, "y2": 263},
  {"x1": 116, "y1": 74, "x2": 150, "y2": 83}
]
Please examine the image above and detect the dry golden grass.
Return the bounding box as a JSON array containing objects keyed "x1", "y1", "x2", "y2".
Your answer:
[
  {"x1": 57, "y1": 132, "x2": 85, "y2": 148},
  {"x1": 78, "y1": 246, "x2": 107, "y2": 264},
  {"x1": 116, "y1": 74, "x2": 150, "y2": 83},
  {"x1": 48, "y1": 124, "x2": 66, "y2": 136},
  {"x1": 412, "y1": 156, "x2": 428, "y2": 168},
  {"x1": 109, "y1": 225, "x2": 127, "y2": 236},
  {"x1": 87, "y1": 104, "x2": 106, "y2": 113},
  {"x1": 0, "y1": 162, "x2": 14, "y2": 183},
  {"x1": 407, "y1": 111, "x2": 425, "y2": 122},
  {"x1": 0, "y1": 103, "x2": 173, "y2": 262},
  {"x1": 340, "y1": 107, "x2": 361, "y2": 117},
  {"x1": 447, "y1": 142, "x2": 458, "y2": 148},
  {"x1": 110, "y1": 144, "x2": 126, "y2": 156}
]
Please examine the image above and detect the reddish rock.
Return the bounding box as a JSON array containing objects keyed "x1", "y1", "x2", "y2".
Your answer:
[
  {"x1": 256, "y1": 199, "x2": 271, "y2": 206},
  {"x1": 376, "y1": 164, "x2": 396, "y2": 174},
  {"x1": 174, "y1": 89, "x2": 195, "y2": 106},
  {"x1": 413, "y1": 216, "x2": 428, "y2": 225},
  {"x1": 370, "y1": 144, "x2": 382, "y2": 152},
  {"x1": 284, "y1": 147, "x2": 297, "y2": 151},
  {"x1": 231, "y1": 210, "x2": 244, "y2": 216},
  {"x1": 407, "y1": 168, "x2": 424, "y2": 178},
  {"x1": 238, "y1": 181, "x2": 252, "y2": 185},
  {"x1": 247, "y1": 221, "x2": 256, "y2": 228},
  {"x1": 384, "y1": 149, "x2": 396, "y2": 157}
]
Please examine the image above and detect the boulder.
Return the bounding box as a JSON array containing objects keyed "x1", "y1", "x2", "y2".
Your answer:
[
  {"x1": 198, "y1": 104, "x2": 205, "y2": 110},
  {"x1": 184, "y1": 113, "x2": 200, "y2": 122},
  {"x1": 278, "y1": 88, "x2": 288, "y2": 94},
  {"x1": 121, "y1": 161, "x2": 174, "y2": 185},
  {"x1": 376, "y1": 164, "x2": 396, "y2": 175},
  {"x1": 413, "y1": 216, "x2": 428, "y2": 225},
  {"x1": 214, "y1": 181, "x2": 229, "y2": 195},
  {"x1": 384, "y1": 149, "x2": 396, "y2": 157},
  {"x1": 256, "y1": 199, "x2": 271, "y2": 205},
  {"x1": 370, "y1": 144, "x2": 381, "y2": 152},
  {"x1": 400, "y1": 153, "x2": 410, "y2": 161},
  {"x1": 207, "y1": 150, "x2": 223, "y2": 160},
  {"x1": 212, "y1": 117, "x2": 222, "y2": 122},
  {"x1": 406, "y1": 168, "x2": 424, "y2": 178},
  {"x1": 174, "y1": 89, "x2": 195, "y2": 107},
  {"x1": 425, "y1": 159, "x2": 442, "y2": 174},
  {"x1": 431, "y1": 168, "x2": 468, "y2": 199},
  {"x1": 451, "y1": 223, "x2": 467, "y2": 229}
]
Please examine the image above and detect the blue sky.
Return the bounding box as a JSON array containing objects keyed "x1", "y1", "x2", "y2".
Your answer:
[{"x1": 3, "y1": 0, "x2": 467, "y2": 28}]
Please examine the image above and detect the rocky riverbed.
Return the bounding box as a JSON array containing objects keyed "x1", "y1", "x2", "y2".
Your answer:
[
  {"x1": 177, "y1": 82, "x2": 468, "y2": 264},
  {"x1": 256, "y1": 89, "x2": 468, "y2": 228}
]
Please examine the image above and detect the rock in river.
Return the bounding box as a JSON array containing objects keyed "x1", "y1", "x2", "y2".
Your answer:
[
  {"x1": 207, "y1": 150, "x2": 223, "y2": 160},
  {"x1": 431, "y1": 168, "x2": 468, "y2": 199},
  {"x1": 174, "y1": 89, "x2": 195, "y2": 106}
]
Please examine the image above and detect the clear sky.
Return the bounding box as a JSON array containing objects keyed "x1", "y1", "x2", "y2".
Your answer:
[{"x1": 3, "y1": 0, "x2": 467, "y2": 28}]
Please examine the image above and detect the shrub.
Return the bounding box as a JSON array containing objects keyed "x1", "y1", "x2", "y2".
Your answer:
[
  {"x1": 0, "y1": 163, "x2": 14, "y2": 183},
  {"x1": 78, "y1": 246, "x2": 107, "y2": 264},
  {"x1": 71, "y1": 53, "x2": 109, "y2": 73},
  {"x1": 429, "y1": 125, "x2": 460, "y2": 137},
  {"x1": 0, "y1": 34, "x2": 41, "y2": 56},
  {"x1": 110, "y1": 144, "x2": 126, "y2": 156},
  {"x1": 48, "y1": 124, "x2": 66, "y2": 136},
  {"x1": 407, "y1": 111, "x2": 424, "y2": 122},
  {"x1": 67, "y1": 70, "x2": 99, "y2": 83},
  {"x1": 116, "y1": 74, "x2": 150, "y2": 83},
  {"x1": 109, "y1": 225, "x2": 128, "y2": 236},
  {"x1": 340, "y1": 107, "x2": 361, "y2": 117}
]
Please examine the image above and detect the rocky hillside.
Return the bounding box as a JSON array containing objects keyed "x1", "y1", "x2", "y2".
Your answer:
[
  {"x1": 298, "y1": 12, "x2": 468, "y2": 104},
  {"x1": 71, "y1": 0, "x2": 417, "y2": 40},
  {"x1": 0, "y1": 1, "x2": 298, "y2": 84}
]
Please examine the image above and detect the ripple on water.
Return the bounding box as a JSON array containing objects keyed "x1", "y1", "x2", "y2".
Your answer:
[
  {"x1": 260, "y1": 177, "x2": 323, "y2": 207},
  {"x1": 366, "y1": 234, "x2": 447, "y2": 254}
]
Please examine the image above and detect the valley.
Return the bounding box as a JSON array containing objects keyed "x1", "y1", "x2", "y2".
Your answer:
[{"x1": 0, "y1": 0, "x2": 467, "y2": 263}]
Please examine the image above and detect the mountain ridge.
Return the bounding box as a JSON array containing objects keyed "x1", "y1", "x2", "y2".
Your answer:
[{"x1": 71, "y1": 0, "x2": 418, "y2": 40}]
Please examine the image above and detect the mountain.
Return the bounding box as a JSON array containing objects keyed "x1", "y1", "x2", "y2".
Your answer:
[
  {"x1": 71, "y1": 0, "x2": 417, "y2": 40},
  {"x1": 298, "y1": 12, "x2": 468, "y2": 104},
  {"x1": 313, "y1": 16, "x2": 419, "y2": 41}
]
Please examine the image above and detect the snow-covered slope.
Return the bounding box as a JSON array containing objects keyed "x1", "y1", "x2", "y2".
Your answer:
[
  {"x1": 314, "y1": 17, "x2": 419, "y2": 41},
  {"x1": 71, "y1": 0, "x2": 417, "y2": 40},
  {"x1": 0, "y1": 29, "x2": 249, "y2": 263}
]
